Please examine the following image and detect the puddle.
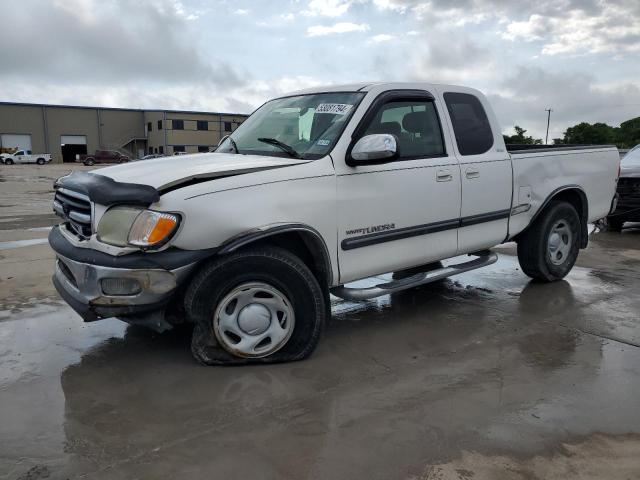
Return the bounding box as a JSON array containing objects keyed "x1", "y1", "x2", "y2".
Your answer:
[{"x1": 0, "y1": 238, "x2": 49, "y2": 250}]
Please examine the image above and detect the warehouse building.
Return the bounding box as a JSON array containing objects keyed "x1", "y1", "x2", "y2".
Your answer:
[{"x1": 0, "y1": 102, "x2": 248, "y2": 163}]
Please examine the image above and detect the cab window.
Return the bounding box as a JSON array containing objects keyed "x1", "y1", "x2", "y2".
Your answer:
[
  {"x1": 361, "y1": 100, "x2": 445, "y2": 159},
  {"x1": 443, "y1": 92, "x2": 494, "y2": 156}
]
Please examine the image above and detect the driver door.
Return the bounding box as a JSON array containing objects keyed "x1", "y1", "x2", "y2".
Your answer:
[{"x1": 335, "y1": 90, "x2": 462, "y2": 283}]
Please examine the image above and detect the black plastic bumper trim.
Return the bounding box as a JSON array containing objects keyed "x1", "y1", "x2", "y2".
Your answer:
[{"x1": 49, "y1": 226, "x2": 218, "y2": 270}]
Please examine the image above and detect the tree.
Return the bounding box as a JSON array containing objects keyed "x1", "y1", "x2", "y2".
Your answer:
[
  {"x1": 562, "y1": 122, "x2": 617, "y2": 145},
  {"x1": 503, "y1": 125, "x2": 543, "y2": 145},
  {"x1": 618, "y1": 117, "x2": 640, "y2": 148}
]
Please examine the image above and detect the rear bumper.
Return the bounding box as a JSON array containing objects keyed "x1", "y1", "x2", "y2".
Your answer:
[{"x1": 49, "y1": 226, "x2": 216, "y2": 323}]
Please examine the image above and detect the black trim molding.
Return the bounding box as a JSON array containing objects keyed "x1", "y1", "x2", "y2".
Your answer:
[{"x1": 341, "y1": 209, "x2": 511, "y2": 250}]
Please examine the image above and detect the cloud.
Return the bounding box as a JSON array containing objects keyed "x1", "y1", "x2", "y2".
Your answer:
[
  {"x1": 370, "y1": 34, "x2": 395, "y2": 42},
  {"x1": 234, "y1": 8, "x2": 250, "y2": 15},
  {"x1": 490, "y1": 67, "x2": 640, "y2": 138},
  {"x1": 307, "y1": 22, "x2": 370, "y2": 36},
  {"x1": 373, "y1": 0, "x2": 640, "y2": 56},
  {"x1": 302, "y1": 0, "x2": 353, "y2": 17},
  {"x1": 0, "y1": 0, "x2": 242, "y2": 87}
]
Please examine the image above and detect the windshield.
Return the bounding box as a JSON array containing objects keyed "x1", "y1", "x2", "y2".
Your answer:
[{"x1": 216, "y1": 92, "x2": 365, "y2": 159}]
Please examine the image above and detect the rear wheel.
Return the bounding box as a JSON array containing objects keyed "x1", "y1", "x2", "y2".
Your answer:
[
  {"x1": 517, "y1": 201, "x2": 581, "y2": 282},
  {"x1": 36, "y1": 158, "x2": 45, "y2": 165},
  {"x1": 185, "y1": 247, "x2": 326, "y2": 365},
  {"x1": 84, "y1": 158, "x2": 94, "y2": 166},
  {"x1": 4, "y1": 159, "x2": 13, "y2": 165}
]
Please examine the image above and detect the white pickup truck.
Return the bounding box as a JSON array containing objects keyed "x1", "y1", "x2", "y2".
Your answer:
[
  {"x1": 1, "y1": 150, "x2": 52, "y2": 165},
  {"x1": 49, "y1": 82, "x2": 620, "y2": 365}
]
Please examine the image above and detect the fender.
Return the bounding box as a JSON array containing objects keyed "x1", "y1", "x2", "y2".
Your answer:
[
  {"x1": 218, "y1": 223, "x2": 333, "y2": 284},
  {"x1": 515, "y1": 185, "x2": 589, "y2": 248}
]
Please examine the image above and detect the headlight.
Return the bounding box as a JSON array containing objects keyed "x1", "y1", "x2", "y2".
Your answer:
[{"x1": 97, "y1": 207, "x2": 180, "y2": 248}]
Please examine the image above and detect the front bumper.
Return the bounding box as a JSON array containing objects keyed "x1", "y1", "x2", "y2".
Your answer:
[
  {"x1": 53, "y1": 253, "x2": 193, "y2": 322},
  {"x1": 49, "y1": 226, "x2": 217, "y2": 324},
  {"x1": 611, "y1": 177, "x2": 640, "y2": 221}
]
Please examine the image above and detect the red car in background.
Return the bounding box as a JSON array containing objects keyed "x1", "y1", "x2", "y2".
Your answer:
[{"x1": 77, "y1": 150, "x2": 130, "y2": 166}]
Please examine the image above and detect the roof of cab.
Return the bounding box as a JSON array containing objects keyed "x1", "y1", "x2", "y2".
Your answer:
[{"x1": 287, "y1": 82, "x2": 473, "y2": 96}]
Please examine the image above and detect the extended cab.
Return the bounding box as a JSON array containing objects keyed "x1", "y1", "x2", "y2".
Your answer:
[
  {"x1": 49, "y1": 83, "x2": 620, "y2": 365},
  {"x1": 1, "y1": 150, "x2": 52, "y2": 165}
]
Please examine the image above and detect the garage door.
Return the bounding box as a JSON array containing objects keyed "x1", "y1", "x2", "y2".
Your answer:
[
  {"x1": 60, "y1": 135, "x2": 87, "y2": 145},
  {"x1": 1, "y1": 134, "x2": 32, "y2": 151}
]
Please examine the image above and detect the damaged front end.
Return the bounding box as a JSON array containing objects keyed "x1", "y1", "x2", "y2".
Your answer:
[{"x1": 49, "y1": 171, "x2": 214, "y2": 331}]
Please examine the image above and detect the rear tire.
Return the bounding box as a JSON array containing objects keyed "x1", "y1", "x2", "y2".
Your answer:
[
  {"x1": 84, "y1": 158, "x2": 94, "y2": 166},
  {"x1": 517, "y1": 200, "x2": 581, "y2": 282},
  {"x1": 5, "y1": 159, "x2": 13, "y2": 165},
  {"x1": 185, "y1": 247, "x2": 326, "y2": 365},
  {"x1": 36, "y1": 158, "x2": 45, "y2": 165}
]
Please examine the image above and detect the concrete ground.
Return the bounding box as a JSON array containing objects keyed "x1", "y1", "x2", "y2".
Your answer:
[{"x1": 1, "y1": 164, "x2": 639, "y2": 480}]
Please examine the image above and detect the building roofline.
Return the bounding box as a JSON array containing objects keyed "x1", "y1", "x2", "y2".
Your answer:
[{"x1": 0, "y1": 100, "x2": 249, "y2": 117}]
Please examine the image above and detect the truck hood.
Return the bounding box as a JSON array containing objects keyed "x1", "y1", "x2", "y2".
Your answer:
[
  {"x1": 621, "y1": 163, "x2": 640, "y2": 178},
  {"x1": 96, "y1": 152, "x2": 310, "y2": 190}
]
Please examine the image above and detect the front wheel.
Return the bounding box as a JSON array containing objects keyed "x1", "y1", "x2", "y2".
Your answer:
[
  {"x1": 517, "y1": 200, "x2": 581, "y2": 282},
  {"x1": 84, "y1": 158, "x2": 94, "y2": 166},
  {"x1": 185, "y1": 247, "x2": 326, "y2": 365}
]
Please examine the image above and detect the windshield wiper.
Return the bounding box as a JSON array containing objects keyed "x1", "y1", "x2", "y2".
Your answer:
[{"x1": 257, "y1": 137, "x2": 302, "y2": 159}]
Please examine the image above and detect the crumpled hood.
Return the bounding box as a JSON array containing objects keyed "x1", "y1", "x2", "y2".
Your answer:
[{"x1": 96, "y1": 152, "x2": 310, "y2": 190}]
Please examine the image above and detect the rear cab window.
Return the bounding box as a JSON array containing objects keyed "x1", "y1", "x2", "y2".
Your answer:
[{"x1": 443, "y1": 92, "x2": 493, "y2": 156}]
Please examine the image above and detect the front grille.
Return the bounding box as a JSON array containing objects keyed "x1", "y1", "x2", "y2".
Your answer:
[
  {"x1": 53, "y1": 187, "x2": 92, "y2": 238},
  {"x1": 617, "y1": 178, "x2": 640, "y2": 195}
]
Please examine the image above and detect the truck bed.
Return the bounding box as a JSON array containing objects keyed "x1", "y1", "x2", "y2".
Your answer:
[{"x1": 506, "y1": 145, "x2": 620, "y2": 240}]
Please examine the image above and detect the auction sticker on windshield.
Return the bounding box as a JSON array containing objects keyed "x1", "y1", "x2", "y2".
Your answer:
[{"x1": 316, "y1": 103, "x2": 353, "y2": 115}]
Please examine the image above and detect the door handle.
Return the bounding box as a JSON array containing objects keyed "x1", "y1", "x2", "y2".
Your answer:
[
  {"x1": 436, "y1": 169, "x2": 453, "y2": 182},
  {"x1": 465, "y1": 168, "x2": 480, "y2": 179}
]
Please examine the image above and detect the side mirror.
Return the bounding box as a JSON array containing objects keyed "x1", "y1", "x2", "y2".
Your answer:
[
  {"x1": 218, "y1": 134, "x2": 230, "y2": 147},
  {"x1": 349, "y1": 134, "x2": 398, "y2": 165}
]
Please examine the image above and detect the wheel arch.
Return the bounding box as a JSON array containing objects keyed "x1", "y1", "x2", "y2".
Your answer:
[
  {"x1": 218, "y1": 224, "x2": 333, "y2": 287},
  {"x1": 516, "y1": 185, "x2": 589, "y2": 248}
]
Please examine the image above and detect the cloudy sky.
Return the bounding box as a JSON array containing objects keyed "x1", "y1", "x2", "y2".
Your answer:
[{"x1": 0, "y1": 0, "x2": 639, "y2": 139}]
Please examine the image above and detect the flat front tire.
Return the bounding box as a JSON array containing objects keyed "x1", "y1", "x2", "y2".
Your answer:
[
  {"x1": 517, "y1": 200, "x2": 581, "y2": 282},
  {"x1": 185, "y1": 247, "x2": 326, "y2": 365}
]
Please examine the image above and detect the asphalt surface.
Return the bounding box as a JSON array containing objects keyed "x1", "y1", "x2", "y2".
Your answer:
[{"x1": 1, "y1": 164, "x2": 639, "y2": 480}]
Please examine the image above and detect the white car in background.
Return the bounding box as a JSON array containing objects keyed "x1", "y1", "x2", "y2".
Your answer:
[
  {"x1": 607, "y1": 144, "x2": 640, "y2": 230},
  {"x1": 1, "y1": 150, "x2": 52, "y2": 165}
]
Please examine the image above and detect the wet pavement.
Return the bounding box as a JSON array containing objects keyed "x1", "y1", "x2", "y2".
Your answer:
[{"x1": 1, "y1": 165, "x2": 640, "y2": 479}]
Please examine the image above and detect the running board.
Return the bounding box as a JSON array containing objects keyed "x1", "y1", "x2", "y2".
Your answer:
[{"x1": 331, "y1": 251, "x2": 498, "y2": 301}]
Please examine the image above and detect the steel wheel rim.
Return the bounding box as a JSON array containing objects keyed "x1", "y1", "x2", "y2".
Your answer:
[
  {"x1": 213, "y1": 282, "x2": 295, "y2": 358},
  {"x1": 548, "y1": 219, "x2": 573, "y2": 265}
]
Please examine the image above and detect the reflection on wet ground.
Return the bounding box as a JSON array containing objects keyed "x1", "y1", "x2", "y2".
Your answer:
[{"x1": 1, "y1": 232, "x2": 640, "y2": 479}]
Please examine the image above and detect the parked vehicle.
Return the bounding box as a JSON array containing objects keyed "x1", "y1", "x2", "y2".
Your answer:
[
  {"x1": 49, "y1": 82, "x2": 620, "y2": 365},
  {"x1": 77, "y1": 150, "x2": 130, "y2": 166},
  {"x1": 1, "y1": 150, "x2": 52, "y2": 165},
  {"x1": 607, "y1": 145, "x2": 640, "y2": 230}
]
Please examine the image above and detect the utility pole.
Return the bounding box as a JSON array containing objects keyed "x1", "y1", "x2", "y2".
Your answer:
[{"x1": 545, "y1": 108, "x2": 553, "y2": 145}]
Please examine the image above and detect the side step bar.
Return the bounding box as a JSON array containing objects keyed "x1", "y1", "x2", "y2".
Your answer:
[{"x1": 331, "y1": 251, "x2": 498, "y2": 301}]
